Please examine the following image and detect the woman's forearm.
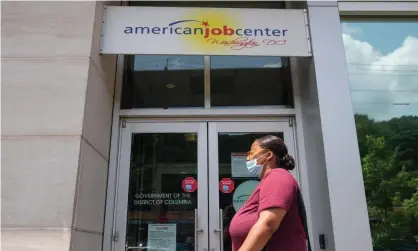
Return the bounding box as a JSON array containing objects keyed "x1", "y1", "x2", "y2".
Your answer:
[{"x1": 238, "y1": 221, "x2": 275, "y2": 251}]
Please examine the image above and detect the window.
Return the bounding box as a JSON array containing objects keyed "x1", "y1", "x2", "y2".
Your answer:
[
  {"x1": 342, "y1": 19, "x2": 418, "y2": 250},
  {"x1": 210, "y1": 56, "x2": 293, "y2": 107},
  {"x1": 121, "y1": 55, "x2": 205, "y2": 109},
  {"x1": 121, "y1": 55, "x2": 293, "y2": 109}
]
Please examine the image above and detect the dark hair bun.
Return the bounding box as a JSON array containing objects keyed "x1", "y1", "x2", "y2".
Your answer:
[
  {"x1": 257, "y1": 135, "x2": 296, "y2": 171},
  {"x1": 278, "y1": 154, "x2": 295, "y2": 171}
]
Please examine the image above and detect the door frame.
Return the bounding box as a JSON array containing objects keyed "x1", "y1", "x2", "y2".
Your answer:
[
  {"x1": 114, "y1": 122, "x2": 209, "y2": 251},
  {"x1": 207, "y1": 121, "x2": 298, "y2": 251},
  {"x1": 112, "y1": 118, "x2": 298, "y2": 251}
]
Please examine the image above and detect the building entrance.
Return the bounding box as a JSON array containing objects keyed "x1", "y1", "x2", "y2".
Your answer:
[{"x1": 113, "y1": 120, "x2": 298, "y2": 251}]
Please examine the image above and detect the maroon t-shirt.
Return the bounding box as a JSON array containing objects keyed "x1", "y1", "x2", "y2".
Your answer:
[{"x1": 229, "y1": 169, "x2": 306, "y2": 251}]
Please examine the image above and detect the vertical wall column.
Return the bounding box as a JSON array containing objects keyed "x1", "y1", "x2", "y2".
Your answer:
[
  {"x1": 293, "y1": 56, "x2": 336, "y2": 250},
  {"x1": 2, "y1": 2, "x2": 117, "y2": 251},
  {"x1": 70, "y1": 1, "x2": 118, "y2": 251},
  {"x1": 306, "y1": 1, "x2": 373, "y2": 251}
]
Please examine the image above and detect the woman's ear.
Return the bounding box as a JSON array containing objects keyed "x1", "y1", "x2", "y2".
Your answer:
[{"x1": 267, "y1": 151, "x2": 274, "y2": 161}]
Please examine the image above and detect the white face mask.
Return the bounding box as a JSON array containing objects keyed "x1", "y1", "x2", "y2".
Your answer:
[{"x1": 245, "y1": 152, "x2": 269, "y2": 178}]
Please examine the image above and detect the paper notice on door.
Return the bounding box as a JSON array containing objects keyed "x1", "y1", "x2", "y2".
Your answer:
[
  {"x1": 147, "y1": 224, "x2": 176, "y2": 250},
  {"x1": 231, "y1": 153, "x2": 252, "y2": 178}
]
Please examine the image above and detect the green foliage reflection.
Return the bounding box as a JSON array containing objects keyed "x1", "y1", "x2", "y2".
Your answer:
[{"x1": 355, "y1": 115, "x2": 418, "y2": 250}]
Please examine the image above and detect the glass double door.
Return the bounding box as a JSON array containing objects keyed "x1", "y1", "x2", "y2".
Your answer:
[{"x1": 115, "y1": 121, "x2": 297, "y2": 251}]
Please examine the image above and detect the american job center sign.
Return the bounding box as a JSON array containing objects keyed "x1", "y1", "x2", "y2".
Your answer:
[{"x1": 100, "y1": 6, "x2": 312, "y2": 57}]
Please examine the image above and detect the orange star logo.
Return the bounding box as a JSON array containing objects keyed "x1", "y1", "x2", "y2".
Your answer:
[{"x1": 201, "y1": 21, "x2": 210, "y2": 27}]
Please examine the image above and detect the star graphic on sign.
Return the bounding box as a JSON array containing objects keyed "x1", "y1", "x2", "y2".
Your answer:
[{"x1": 201, "y1": 21, "x2": 210, "y2": 27}]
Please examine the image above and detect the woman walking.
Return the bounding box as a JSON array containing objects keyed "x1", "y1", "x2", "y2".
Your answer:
[{"x1": 229, "y1": 135, "x2": 308, "y2": 251}]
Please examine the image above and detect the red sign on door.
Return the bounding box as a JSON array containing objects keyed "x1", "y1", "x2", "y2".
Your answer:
[
  {"x1": 182, "y1": 177, "x2": 197, "y2": 193},
  {"x1": 219, "y1": 178, "x2": 235, "y2": 194}
]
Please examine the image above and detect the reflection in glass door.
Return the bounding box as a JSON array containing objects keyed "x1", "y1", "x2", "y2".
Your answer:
[
  {"x1": 115, "y1": 122, "x2": 208, "y2": 251},
  {"x1": 208, "y1": 122, "x2": 297, "y2": 251}
]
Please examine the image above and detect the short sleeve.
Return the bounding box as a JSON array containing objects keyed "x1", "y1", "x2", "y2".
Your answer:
[{"x1": 258, "y1": 170, "x2": 297, "y2": 213}]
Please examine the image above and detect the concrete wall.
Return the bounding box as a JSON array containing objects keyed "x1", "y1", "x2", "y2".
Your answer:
[
  {"x1": 290, "y1": 4, "x2": 336, "y2": 249},
  {"x1": 302, "y1": 1, "x2": 372, "y2": 251},
  {"x1": 294, "y1": 55, "x2": 336, "y2": 251},
  {"x1": 1, "y1": 2, "x2": 118, "y2": 251}
]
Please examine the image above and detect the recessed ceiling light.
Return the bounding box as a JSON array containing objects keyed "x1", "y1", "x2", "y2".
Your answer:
[{"x1": 165, "y1": 83, "x2": 176, "y2": 89}]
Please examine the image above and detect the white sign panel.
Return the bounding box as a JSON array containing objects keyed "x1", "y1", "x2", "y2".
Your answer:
[
  {"x1": 147, "y1": 224, "x2": 176, "y2": 250},
  {"x1": 101, "y1": 6, "x2": 311, "y2": 56},
  {"x1": 231, "y1": 153, "x2": 253, "y2": 178}
]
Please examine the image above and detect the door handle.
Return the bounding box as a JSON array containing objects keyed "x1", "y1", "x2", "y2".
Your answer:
[
  {"x1": 126, "y1": 247, "x2": 143, "y2": 251},
  {"x1": 195, "y1": 209, "x2": 203, "y2": 251},
  {"x1": 215, "y1": 209, "x2": 224, "y2": 251},
  {"x1": 195, "y1": 208, "x2": 204, "y2": 234}
]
